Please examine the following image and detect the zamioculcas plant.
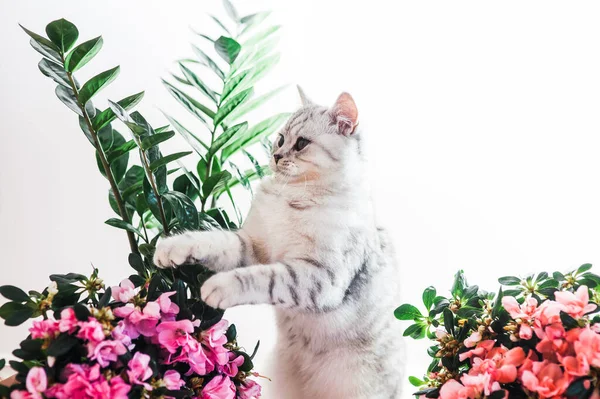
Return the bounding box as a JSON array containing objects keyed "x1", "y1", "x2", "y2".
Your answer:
[{"x1": 0, "y1": 1, "x2": 286, "y2": 396}]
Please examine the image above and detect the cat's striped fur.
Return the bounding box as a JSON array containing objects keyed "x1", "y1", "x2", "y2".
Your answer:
[{"x1": 154, "y1": 89, "x2": 404, "y2": 398}]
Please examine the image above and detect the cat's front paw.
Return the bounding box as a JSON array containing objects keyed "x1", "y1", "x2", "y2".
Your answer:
[
  {"x1": 200, "y1": 273, "x2": 241, "y2": 309},
  {"x1": 153, "y1": 234, "x2": 198, "y2": 268}
]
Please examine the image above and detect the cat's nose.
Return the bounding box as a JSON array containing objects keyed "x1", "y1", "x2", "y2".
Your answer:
[{"x1": 274, "y1": 154, "x2": 283, "y2": 164}]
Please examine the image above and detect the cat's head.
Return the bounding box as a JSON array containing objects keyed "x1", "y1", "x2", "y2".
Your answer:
[{"x1": 270, "y1": 87, "x2": 361, "y2": 183}]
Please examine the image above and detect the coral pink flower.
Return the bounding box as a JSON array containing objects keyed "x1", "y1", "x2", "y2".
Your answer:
[
  {"x1": 439, "y1": 379, "x2": 479, "y2": 399},
  {"x1": 470, "y1": 346, "x2": 525, "y2": 385},
  {"x1": 89, "y1": 339, "x2": 127, "y2": 367},
  {"x1": 29, "y1": 319, "x2": 59, "y2": 340},
  {"x1": 201, "y1": 375, "x2": 236, "y2": 399},
  {"x1": 521, "y1": 361, "x2": 569, "y2": 398},
  {"x1": 58, "y1": 308, "x2": 78, "y2": 333},
  {"x1": 156, "y1": 319, "x2": 195, "y2": 354},
  {"x1": 459, "y1": 340, "x2": 494, "y2": 362},
  {"x1": 127, "y1": 352, "x2": 154, "y2": 390},
  {"x1": 533, "y1": 300, "x2": 564, "y2": 334},
  {"x1": 111, "y1": 279, "x2": 137, "y2": 303},
  {"x1": 238, "y1": 378, "x2": 262, "y2": 399},
  {"x1": 464, "y1": 332, "x2": 482, "y2": 348},
  {"x1": 535, "y1": 324, "x2": 569, "y2": 362},
  {"x1": 163, "y1": 370, "x2": 185, "y2": 390},
  {"x1": 554, "y1": 286, "x2": 596, "y2": 319},
  {"x1": 573, "y1": 327, "x2": 600, "y2": 369},
  {"x1": 77, "y1": 318, "x2": 105, "y2": 342},
  {"x1": 502, "y1": 296, "x2": 538, "y2": 320}
]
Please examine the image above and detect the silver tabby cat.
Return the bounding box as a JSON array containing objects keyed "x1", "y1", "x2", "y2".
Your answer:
[{"x1": 154, "y1": 88, "x2": 404, "y2": 399}]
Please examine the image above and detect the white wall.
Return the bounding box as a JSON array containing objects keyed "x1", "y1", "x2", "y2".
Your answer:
[{"x1": 1, "y1": 1, "x2": 600, "y2": 397}]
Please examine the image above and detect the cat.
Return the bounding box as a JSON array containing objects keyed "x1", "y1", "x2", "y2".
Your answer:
[{"x1": 154, "y1": 87, "x2": 404, "y2": 399}]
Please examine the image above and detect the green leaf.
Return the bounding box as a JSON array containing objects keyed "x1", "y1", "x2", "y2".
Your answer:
[
  {"x1": 214, "y1": 36, "x2": 241, "y2": 64},
  {"x1": 141, "y1": 131, "x2": 175, "y2": 150},
  {"x1": 221, "y1": 113, "x2": 290, "y2": 161},
  {"x1": 393, "y1": 304, "x2": 422, "y2": 321},
  {"x1": 98, "y1": 287, "x2": 112, "y2": 308},
  {"x1": 149, "y1": 152, "x2": 192, "y2": 172},
  {"x1": 65, "y1": 36, "x2": 103, "y2": 72},
  {"x1": 209, "y1": 122, "x2": 247, "y2": 158},
  {"x1": 223, "y1": 0, "x2": 239, "y2": 21},
  {"x1": 443, "y1": 308, "x2": 454, "y2": 335},
  {"x1": 409, "y1": 376, "x2": 426, "y2": 387},
  {"x1": 192, "y1": 45, "x2": 225, "y2": 80},
  {"x1": 0, "y1": 286, "x2": 30, "y2": 303},
  {"x1": 38, "y1": 58, "x2": 70, "y2": 87},
  {"x1": 498, "y1": 276, "x2": 522, "y2": 286},
  {"x1": 225, "y1": 85, "x2": 287, "y2": 123},
  {"x1": 105, "y1": 218, "x2": 144, "y2": 237},
  {"x1": 213, "y1": 166, "x2": 269, "y2": 197},
  {"x1": 451, "y1": 270, "x2": 467, "y2": 298},
  {"x1": 213, "y1": 87, "x2": 253, "y2": 127},
  {"x1": 577, "y1": 263, "x2": 593, "y2": 274},
  {"x1": 203, "y1": 170, "x2": 232, "y2": 199},
  {"x1": 210, "y1": 15, "x2": 232, "y2": 36},
  {"x1": 28, "y1": 38, "x2": 62, "y2": 64},
  {"x1": 45, "y1": 18, "x2": 79, "y2": 53},
  {"x1": 161, "y1": 113, "x2": 209, "y2": 154},
  {"x1": 96, "y1": 126, "x2": 128, "y2": 182},
  {"x1": 560, "y1": 311, "x2": 580, "y2": 329},
  {"x1": 79, "y1": 66, "x2": 120, "y2": 105},
  {"x1": 162, "y1": 191, "x2": 199, "y2": 230},
  {"x1": 179, "y1": 63, "x2": 218, "y2": 103},
  {"x1": 243, "y1": 25, "x2": 280, "y2": 47},
  {"x1": 46, "y1": 333, "x2": 79, "y2": 357},
  {"x1": 491, "y1": 287, "x2": 504, "y2": 318},
  {"x1": 403, "y1": 323, "x2": 425, "y2": 339},
  {"x1": 106, "y1": 140, "x2": 137, "y2": 164},
  {"x1": 55, "y1": 85, "x2": 83, "y2": 116},
  {"x1": 422, "y1": 286, "x2": 436, "y2": 310},
  {"x1": 221, "y1": 70, "x2": 249, "y2": 103},
  {"x1": 93, "y1": 91, "x2": 145, "y2": 131},
  {"x1": 240, "y1": 12, "x2": 271, "y2": 32},
  {"x1": 20, "y1": 24, "x2": 61, "y2": 60},
  {"x1": 162, "y1": 80, "x2": 215, "y2": 126}
]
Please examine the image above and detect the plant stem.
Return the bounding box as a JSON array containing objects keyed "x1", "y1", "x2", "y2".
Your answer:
[
  {"x1": 139, "y1": 148, "x2": 170, "y2": 235},
  {"x1": 62, "y1": 59, "x2": 139, "y2": 255}
]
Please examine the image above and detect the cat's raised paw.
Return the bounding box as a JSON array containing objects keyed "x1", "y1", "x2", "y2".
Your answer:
[
  {"x1": 153, "y1": 234, "x2": 198, "y2": 268},
  {"x1": 201, "y1": 273, "x2": 239, "y2": 309}
]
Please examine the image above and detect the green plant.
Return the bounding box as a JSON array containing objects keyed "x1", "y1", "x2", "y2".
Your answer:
[
  {"x1": 162, "y1": 0, "x2": 290, "y2": 223},
  {"x1": 0, "y1": 2, "x2": 288, "y2": 392}
]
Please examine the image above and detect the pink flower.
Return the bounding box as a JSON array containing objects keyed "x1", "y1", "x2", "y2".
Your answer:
[
  {"x1": 156, "y1": 292, "x2": 180, "y2": 320},
  {"x1": 201, "y1": 375, "x2": 236, "y2": 399},
  {"x1": 202, "y1": 320, "x2": 230, "y2": 366},
  {"x1": 111, "y1": 321, "x2": 134, "y2": 350},
  {"x1": 470, "y1": 346, "x2": 525, "y2": 385},
  {"x1": 108, "y1": 376, "x2": 131, "y2": 399},
  {"x1": 220, "y1": 353, "x2": 244, "y2": 377},
  {"x1": 535, "y1": 324, "x2": 569, "y2": 362},
  {"x1": 238, "y1": 378, "x2": 262, "y2": 399},
  {"x1": 163, "y1": 370, "x2": 185, "y2": 390},
  {"x1": 156, "y1": 319, "x2": 195, "y2": 354},
  {"x1": 89, "y1": 339, "x2": 127, "y2": 367},
  {"x1": 111, "y1": 279, "x2": 137, "y2": 303},
  {"x1": 459, "y1": 340, "x2": 494, "y2": 362},
  {"x1": 439, "y1": 379, "x2": 479, "y2": 399},
  {"x1": 58, "y1": 308, "x2": 78, "y2": 333},
  {"x1": 554, "y1": 286, "x2": 596, "y2": 319},
  {"x1": 114, "y1": 302, "x2": 160, "y2": 338},
  {"x1": 77, "y1": 318, "x2": 105, "y2": 342},
  {"x1": 127, "y1": 352, "x2": 153, "y2": 390},
  {"x1": 23, "y1": 367, "x2": 47, "y2": 399},
  {"x1": 521, "y1": 361, "x2": 569, "y2": 398},
  {"x1": 167, "y1": 339, "x2": 213, "y2": 375},
  {"x1": 45, "y1": 364, "x2": 130, "y2": 399},
  {"x1": 30, "y1": 319, "x2": 59, "y2": 340}
]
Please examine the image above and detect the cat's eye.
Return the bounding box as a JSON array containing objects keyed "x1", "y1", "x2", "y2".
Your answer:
[
  {"x1": 277, "y1": 134, "x2": 284, "y2": 147},
  {"x1": 294, "y1": 137, "x2": 310, "y2": 151}
]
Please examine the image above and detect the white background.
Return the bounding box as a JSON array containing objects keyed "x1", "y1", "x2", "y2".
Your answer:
[{"x1": 1, "y1": 1, "x2": 600, "y2": 397}]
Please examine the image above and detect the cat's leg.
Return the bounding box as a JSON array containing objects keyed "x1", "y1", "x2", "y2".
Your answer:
[
  {"x1": 153, "y1": 230, "x2": 255, "y2": 272},
  {"x1": 200, "y1": 257, "x2": 351, "y2": 310}
]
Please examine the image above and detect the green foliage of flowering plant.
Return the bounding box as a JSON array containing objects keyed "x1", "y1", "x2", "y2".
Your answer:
[
  {"x1": 396, "y1": 266, "x2": 600, "y2": 399},
  {"x1": 0, "y1": 1, "x2": 284, "y2": 397}
]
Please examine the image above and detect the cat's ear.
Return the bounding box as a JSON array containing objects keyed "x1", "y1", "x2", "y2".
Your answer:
[
  {"x1": 330, "y1": 92, "x2": 358, "y2": 136},
  {"x1": 297, "y1": 85, "x2": 313, "y2": 106}
]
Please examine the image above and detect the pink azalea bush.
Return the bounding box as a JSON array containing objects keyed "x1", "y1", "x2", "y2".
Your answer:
[
  {"x1": 1, "y1": 272, "x2": 262, "y2": 399},
  {"x1": 396, "y1": 266, "x2": 600, "y2": 398}
]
